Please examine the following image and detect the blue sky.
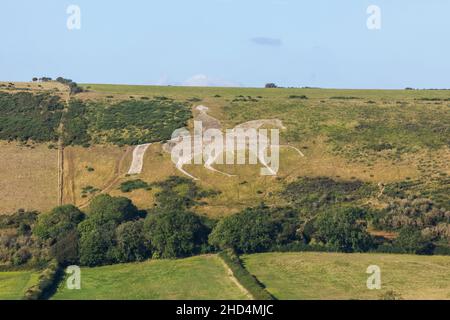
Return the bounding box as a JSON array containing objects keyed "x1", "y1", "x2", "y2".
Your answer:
[{"x1": 1, "y1": 0, "x2": 449, "y2": 88}]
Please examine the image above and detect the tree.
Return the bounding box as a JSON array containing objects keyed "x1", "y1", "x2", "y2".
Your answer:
[
  {"x1": 314, "y1": 208, "x2": 374, "y2": 252},
  {"x1": 78, "y1": 219, "x2": 118, "y2": 266},
  {"x1": 208, "y1": 205, "x2": 298, "y2": 253},
  {"x1": 144, "y1": 210, "x2": 209, "y2": 258},
  {"x1": 50, "y1": 229, "x2": 80, "y2": 265},
  {"x1": 34, "y1": 205, "x2": 85, "y2": 242},
  {"x1": 32, "y1": 77, "x2": 38, "y2": 82},
  {"x1": 265, "y1": 83, "x2": 277, "y2": 88},
  {"x1": 394, "y1": 226, "x2": 434, "y2": 254},
  {"x1": 116, "y1": 220, "x2": 150, "y2": 262},
  {"x1": 88, "y1": 194, "x2": 140, "y2": 224}
]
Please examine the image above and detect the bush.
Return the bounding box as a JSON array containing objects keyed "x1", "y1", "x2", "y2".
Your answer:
[
  {"x1": 50, "y1": 229, "x2": 80, "y2": 265},
  {"x1": 62, "y1": 100, "x2": 91, "y2": 146},
  {"x1": 218, "y1": 249, "x2": 274, "y2": 300},
  {"x1": 12, "y1": 248, "x2": 32, "y2": 266},
  {"x1": 152, "y1": 176, "x2": 220, "y2": 210},
  {"x1": 314, "y1": 208, "x2": 374, "y2": 252},
  {"x1": 209, "y1": 205, "x2": 299, "y2": 253},
  {"x1": 119, "y1": 179, "x2": 150, "y2": 193},
  {"x1": 393, "y1": 226, "x2": 434, "y2": 254},
  {"x1": 116, "y1": 220, "x2": 150, "y2": 262},
  {"x1": 34, "y1": 205, "x2": 85, "y2": 242},
  {"x1": 78, "y1": 219, "x2": 118, "y2": 266},
  {"x1": 144, "y1": 209, "x2": 210, "y2": 258},
  {"x1": 288, "y1": 95, "x2": 308, "y2": 99},
  {"x1": 0, "y1": 92, "x2": 63, "y2": 142},
  {"x1": 23, "y1": 260, "x2": 62, "y2": 300},
  {"x1": 88, "y1": 194, "x2": 140, "y2": 224}
]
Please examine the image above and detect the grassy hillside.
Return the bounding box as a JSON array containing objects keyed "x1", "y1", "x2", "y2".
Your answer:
[
  {"x1": 0, "y1": 141, "x2": 58, "y2": 213},
  {"x1": 0, "y1": 82, "x2": 448, "y2": 216},
  {"x1": 52, "y1": 255, "x2": 249, "y2": 300},
  {"x1": 74, "y1": 84, "x2": 449, "y2": 216},
  {"x1": 0, "y1": 270, "x2": 40, "y2": 300},
  {"x1": 242, "y1": 252, "x2": 450, "y2": 300}
]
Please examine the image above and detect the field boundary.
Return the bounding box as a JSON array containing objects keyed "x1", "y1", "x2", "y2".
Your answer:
[
  {"x1": 22, "y1": 261, "x2": 63, "y2": 300},
  {"x1": 218, "y1": 249, "x2": 275, "y2": 300}
]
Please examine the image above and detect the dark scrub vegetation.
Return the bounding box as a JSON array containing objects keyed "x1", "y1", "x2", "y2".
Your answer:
[
  {"x1": 88, "y1": 99, "x2": 192, "y2": 145},
  {"x1": 0, "y1": 92, "x2": 63, "y2": 142}
]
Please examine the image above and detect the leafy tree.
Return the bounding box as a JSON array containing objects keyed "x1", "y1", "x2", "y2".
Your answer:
[
  {"x1": 88, "y1": 194, "x2": 140, "y2": 224},
  {"x1": 78, "y1": 219, "x2": 118, "y2": 266},
  {"x1": 265, "y1": 83, "x2": 277, "y2": 88},
  {"x1": 116, "y1": 220, "x2": 150, "y2": 262},
  {"x1": 50, "y1": 229, "x2": 80, "y2": 265},
  {"x1": 144, "y1": 209, "x2": 209, "y2": 258},
  {"x1": 394, "y1": 226, "x2": 434, "y2": 254},
  {"x1": 34, "y1": 205, "x2": 85, "y2": 242},
  {"x1": 209, "y1": 205, "x2": 299, "y2": 253},
  {"x1": 77, "y1": 195, "x2": 144, "y2": 266},
  {"x1": 314, "y1": 208, "x2": 374, "y2": 252}
]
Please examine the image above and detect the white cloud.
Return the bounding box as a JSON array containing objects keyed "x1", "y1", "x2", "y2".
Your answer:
[{"x1": 183, "y1": 74, "x2": 239, "y2": 87}]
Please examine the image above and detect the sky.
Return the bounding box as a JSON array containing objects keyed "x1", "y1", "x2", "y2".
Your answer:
[{"x1": 1, "y1": 0, "x2": 449, "y2": 89}]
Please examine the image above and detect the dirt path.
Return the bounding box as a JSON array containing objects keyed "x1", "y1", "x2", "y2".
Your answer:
[
  {"x1": 57, "y1": 89, "x2": 71, "y2": 206},
  {"x1": 78, "y1": 146, "x2": 132, "y2": 210}
]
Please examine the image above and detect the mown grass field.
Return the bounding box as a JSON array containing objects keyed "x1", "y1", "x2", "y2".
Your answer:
[
  {"x1": 52, "y1": 255, "x2": 249, "y2": 300},
  {"x1": 242, "y1": 252, "x2": 450, "y2": 300},
  {"x1": 0, "y1": 270, "x2": 40, "y2": 300}
]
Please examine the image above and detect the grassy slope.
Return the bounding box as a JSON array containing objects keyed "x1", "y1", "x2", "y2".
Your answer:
[
  {"x1": 242, "y1": 252, "x2": 450, "y2": 300},
  {"x1": 0, "y1": 83, "x2": 448, "y2": 215},
  {"x1": 0, "y1": 141, "x2": 58, "y2": 213},
  {"x1": 77, "y1": 84, "x2": 449, "y2": 216},
  {"x1": 52, "y1": 255, "x2": 249, "y2": 300},
  {"x1": 0, "y1": 271, "x2": 40, "y2": 300}
]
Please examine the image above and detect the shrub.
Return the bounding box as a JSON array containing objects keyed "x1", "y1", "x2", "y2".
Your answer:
[
  {"x1": 393, "y1": 226, "x2": 434, "y2": 254},
  {"x1": 0, "y1": 92, "x2": 63, "y2": 142},
  {"x1": 152, "y1": 176, "x2": 220, "y2": 210},
  {"x1": 288, "y1": 95, "x2": 308, "y2": 99},
  {"x1": 144, "y1": 209, "x2": 210, "y2": 258},
  {"x1": 34, "y1": 205, "x2": 85, "y2": 242},
  {"x1": 78, "y1": 219, "x2": 118, "y2": 266},
  {"x1": 50, "y1": 229, "x2": 80, "y2": 265},
  {"x1": 88, "y1": 194, "x2": 140, "y2": 224},
  {"x1": 23, "y1": 260, "x2": 62, "y2": 300},
  {"x1": 314, "y1": 208, "x2": 374, "y2": 252},
  {"x1": 218, "y1": 249, "x2": 274, "y2": 300},
  {"x1": 209, "y1": 205, "x2": 299, "y2": 253},
  {"x1": 119, "y1": 179, "x2": 150, "y2": 193},
  {"x1": 12, "y1": 248, "x2": 32, "y2": 266},
  {"x1": 116, "y1": 220, "x2": 150, "y2": 262}
]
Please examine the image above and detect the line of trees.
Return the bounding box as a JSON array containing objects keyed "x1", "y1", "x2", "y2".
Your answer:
[{"x1": 2, "y1": 176, "x2": 449, "y2": 269}]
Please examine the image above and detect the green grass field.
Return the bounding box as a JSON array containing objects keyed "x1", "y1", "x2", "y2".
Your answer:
[
  {"x1": 242, "y1": 252, "x2": 450, "y2": 300},
  {"x1": 52, "y1": 255, "x2": 249, "y2": 300},
  {"x1": 0, "y1": 270, "x2": 40, "y2": 300}
]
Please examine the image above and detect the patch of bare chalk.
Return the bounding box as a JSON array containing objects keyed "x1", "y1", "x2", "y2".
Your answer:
[{"x1": 128, "y1": 143, "x2": 152, "y2": 175}]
